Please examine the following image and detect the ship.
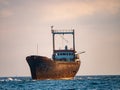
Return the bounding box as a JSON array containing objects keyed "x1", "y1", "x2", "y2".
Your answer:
[{"x1": 26, "y1": 27, "x2": 82, "y2": 80}]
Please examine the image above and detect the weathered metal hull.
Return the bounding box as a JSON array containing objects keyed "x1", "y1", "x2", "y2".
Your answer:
[{"x1": 26, "y1": 55, "x2": 80, "y2": 80}]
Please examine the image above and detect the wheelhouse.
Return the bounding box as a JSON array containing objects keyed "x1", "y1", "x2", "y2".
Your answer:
[{"x1": 52, "y1": 49, "x2": 75, "y2": 61}]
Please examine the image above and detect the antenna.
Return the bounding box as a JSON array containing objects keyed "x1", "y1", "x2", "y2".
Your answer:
[
  {"x1": 51, "y1": 25, "x2": 54, "y2": 30},
  {"x1": 77, "y1": 51, "x2": 85, "y2": 54}
]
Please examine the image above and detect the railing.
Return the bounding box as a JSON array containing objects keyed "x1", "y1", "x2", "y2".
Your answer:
[{"x1": 51, "y1": 30, "x2": 74, "y2": 34}]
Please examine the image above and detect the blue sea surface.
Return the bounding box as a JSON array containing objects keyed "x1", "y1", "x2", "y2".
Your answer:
[{"x1": 0, "y1": 75, "x2": 120, "y2": 90}]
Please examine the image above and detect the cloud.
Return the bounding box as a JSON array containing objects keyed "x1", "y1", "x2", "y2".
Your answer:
[
  {"x1": 0, "y1": 0, "x2": 120, "y2": 21},
  {"x1": 0, "y1": 0, "x2": 14, "y2": 18},
  {"x1": 39, "y1": 0, "x2": 120, "y2": 21},
  {"x1": 0, "y1": 0, "x2": 9, "y2": 5},
  {"x1": 89, "y1": 0, "x2": 120, "y2": 14},
  {"x1": 0, "y1": 9, "x2": 13, "y2": 18}
]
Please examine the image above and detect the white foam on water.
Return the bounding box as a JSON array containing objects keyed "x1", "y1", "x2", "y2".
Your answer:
[{"x1": 8, "y1": 77, "x2": 13, "y2": 81}]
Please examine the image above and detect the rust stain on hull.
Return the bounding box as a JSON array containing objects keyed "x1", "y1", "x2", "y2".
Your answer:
[{"x1": 26, "y1": 56, "x2": 80, "y2": 80}]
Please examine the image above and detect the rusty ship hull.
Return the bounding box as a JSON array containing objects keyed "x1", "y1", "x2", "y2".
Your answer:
[{"x1": 26, "y1": 55, "x2": 80, "y2": 80}]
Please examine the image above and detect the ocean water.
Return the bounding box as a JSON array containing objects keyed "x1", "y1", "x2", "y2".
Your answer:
[{"x1": 0, "y1": 75, "x2": 120, "y2": 90}]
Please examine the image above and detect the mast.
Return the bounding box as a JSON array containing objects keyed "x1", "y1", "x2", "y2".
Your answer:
[
  {"x1": 51, "y1": 26, "x2": 55, "y2": 52},
  {"x1": 51, "y1": 26, "x2": 75, "y2": 53},
  {"x1": 73, "y1": 30, "x2": 75, "y2": 51}
]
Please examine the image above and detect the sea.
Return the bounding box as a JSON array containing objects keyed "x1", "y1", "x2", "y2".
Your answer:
[{"x1": 0, "y1": 75, "x2": 120, "y2": 90}]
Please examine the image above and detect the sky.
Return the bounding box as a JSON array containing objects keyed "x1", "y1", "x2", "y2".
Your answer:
[{"x1": 0, "y1": 0, "x2": 120, "y2": 77}]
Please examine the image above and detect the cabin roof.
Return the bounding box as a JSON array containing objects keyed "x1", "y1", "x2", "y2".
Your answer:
[{"x1": 54, "y1": 50, "x2": 75, "y2": 53}]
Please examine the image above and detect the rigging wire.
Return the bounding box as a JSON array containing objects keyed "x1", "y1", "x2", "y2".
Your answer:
[
  {"x1": 59, "y1": 34, "x2": 69, "y2": 49},
  {"x1": 59, "y1": 34, "x2": 69, "y2": 43}
]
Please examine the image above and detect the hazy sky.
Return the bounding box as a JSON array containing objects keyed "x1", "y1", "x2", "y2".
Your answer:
[{"x1": 0, "y1": 0, "x2": 120, "y2": 77}]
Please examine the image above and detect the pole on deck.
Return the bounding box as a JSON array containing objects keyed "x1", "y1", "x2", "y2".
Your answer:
[
  {"x1": 73, "y1": 30, "x2": 75, "y2": 51},
  {"x1": 51, "y1": 26, "x2": 55, "y2": 52}
]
